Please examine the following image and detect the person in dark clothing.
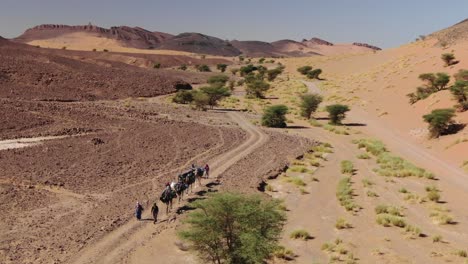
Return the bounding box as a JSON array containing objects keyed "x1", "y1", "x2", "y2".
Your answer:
[
  {"x1": 135, "y1": 201, "x2": 144, "y2": 221},
  {"x1": 151, "y1": 202, "x2": 159, "y2": 224},
  {"x1": 204, "y1": 163, "x2": 210, "y2": 178}
]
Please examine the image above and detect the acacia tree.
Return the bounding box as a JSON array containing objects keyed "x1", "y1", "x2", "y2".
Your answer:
[
  {"x1": 178, "y1": 192, "x2": 286, "y2": 264},
  {"x1": 200, "y1": 86, "x2": 231, "y2": 109},
  {"x1": 325, "y1": 104, "x2": 350, "y2": 125},
  {"x1": 423, "y1": 108, "x2": 456, "y2": 138},
  {"x1": 299, "y1": 93, "x2": 323, "y2": 119},
  {"x1": 208, "y1": 75, "x2": 230, "y2": 87},
  {"x1": 262, "y1": 105, "x2": 289, "y2": 128},
  {"x1": 297, "y1": 66, "x2": 312, "y2": 75},
  {"x1": 246, "y1": 80, "x2": 270, "y2": 98},
  {"x1": 450, "y1": 80, "x2": 468, "y2": 111},
  {"x1": 307, "y1": 69, "x2": 323, "y2": 80}
]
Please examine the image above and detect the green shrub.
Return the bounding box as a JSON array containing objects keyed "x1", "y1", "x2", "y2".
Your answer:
[
  {"x1": 297, "y1": 66, "x2": 312, "y2": 75},
  {"x1": 239, "y1": 64, "x2": 257, "y2": 76},
  {"x1": 200, "y1": 86, "x2": 231, "y2": 109},
  {"x1": 299, "y1": 93, "x2": 323, "y2": 119},
  {"x1": 172, "y1": 90, "x2": 194, "y2": 104},
  {"x1": 340, "y1": 160, "x2": 354, "y2": 174},
  {"x1": 266, "y1": 67, "x2": 284, "y2": 81},
  {"x1": 192, "y1": 91, "x2": 210, "y2": 110},
  {"x1": 262, "y1": 105, "x2": 288, "y2": 128},
  {"x1": 335, "y1": 218, "x2": 352, "y2": 229},
  {"x1": 450, "y1": 80, "x2": 468, "y2": 111},
  {"x1": 207, "y1": 74, "x2": 229, "y2": 86},
  {"x1": 441, "y1": 53, "x2": 456, "y2": 66},
  {"x1": 336, "y1": 177, "x2": 359, "y2": 212},
  {"x1": 306, "y1": 69, "x2": 322, "y2": 79},
  {"x1": 216, "y1": 63, "x2": 228, "y2": 72},
  {"x1": 246, "y1": 80, "x2": 270, "y2": 98},
  {"x1": 357, "y1": 153, "x2": 371, "y2": 159},
  {"x1": 423, "y1": 108, "x2": 456, "y2": 138},
  {"x1": 326, "y1": 104, "x2": 350, "y2": 125},
  {"x1": 290, "y1": 229, "x2": 312, "y2": 240},
  {"x1": 196, "y1": 64, "x2": 211, "y2": 72}
]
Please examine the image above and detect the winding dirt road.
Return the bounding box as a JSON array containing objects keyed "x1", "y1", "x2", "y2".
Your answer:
[{"x1": 68, "y1": 111, "x2": 268, "y2": 264}]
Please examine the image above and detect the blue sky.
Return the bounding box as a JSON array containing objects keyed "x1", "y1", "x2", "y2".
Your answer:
[{"x1": 1, "y1": 0, "x2": 467, "y2": 48}]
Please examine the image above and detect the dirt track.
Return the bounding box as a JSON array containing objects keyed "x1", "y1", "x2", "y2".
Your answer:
[{"x1": 68, "y1": 111, "x2": 269, "y2": 264}]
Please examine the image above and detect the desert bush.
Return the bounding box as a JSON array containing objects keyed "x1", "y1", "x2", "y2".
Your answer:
[
  {"x1": 216, "y1": 63, "x2": 227, "y2": 72},
  {"x1": 272, "y1": 246, "x2": 295, "y2": 260},
  {"x1": 335, "y1": 218, "x2": 352, "y2": 229},
  {"x1": 432, "y1": 235, "x2": 443, "y2": 243},
  {"x1": 450, "y1": 80, "x2": 468, "y2": 111},
  {"x1": 398, "y1": 188, "x2": 408, "y2": 193},
  {"x1": 376, "y1": 214, "x2": 407, "y2": 228},
  {"x1": 239, "y1": 64, "x2": 257, "y2": 76},
  {"x1": 454, "y1": 69, "x2": 468, "y2": 81},
  {"x1": 230, "y1": 68, "x2": 239, "y2": 76},
  {"x1": 153, "y1": 63, "x2": 161, "y2": 69},
  {"x1": 178, "y1": 192, "x2": 286, "y2": 264},
  {"x1": 426, "y1": 190, "x2": 441, "y2": 202},
  {"x1": 357, "y1": 153, "x2": 371, "y2": 159},
  {"x1": 92, "y1": 48, "x2": 97, "y2": 52},
  {"x1": 173, "y1": 90, "x2": 194, "y2": 104},
  {"x1": 362, "y1": 179, "x2": 373, "y2": 188},
  {"x1": 326, "y1": 104, "x2": 350, "y2": 125},
  {"x1": 246, "y1": 79, "x2": 270, "y2": 98},
  {"x1": 199, "y1": 86, "x2": 231, "y2": 109},
  {"x1": 405, "y1": 225, "x2": 422, "y2": 238},
  {"x1": 103, "y1": 49, "x2": 109, "y2": 52},
  {"x1": 297, "y1": 66, "x2": 312, "y2": 75},
  {"x1": 299, "y1": 93, "x2": 323, "y2": 119},
  {"x1": 178, "y1": 64, "x2": 188, "y2": 71},
  {"x1": 262, "y1": 105, "x2": 288, "y2": 128},
  {"x1": 207, "y1": 75, "x2": 229, "y2": 86},
  {"x1": 375, "y1": 205, "x2": 403, "y2": 216},
  {"x1": 228, "y1": 80, "x2": 235, "y2": 91},
  {"x1": 367, "y1": 190, "x2": 378, "y2": 197},
  {"x1": 284, "y1": 176, "x2": 306, "y2": 187},
  {"x1": 196, "y1": 64, "x2": 211, "y2": 72},
  {"x1": 456, "y1": 250, "x2": 467, "y2": 258},
  {"x1": 266, "y1": 67, "x2": 284, "y2": 81},
  {"x1": 290, "y1": 229, "x2": 312, "y2": 240},
  {"x1": 441, "y1": 53, "x2": 456, "y2": 66},
  {"x1": 192, "y1": 91, "x2": 210, "y2": 110},
  {"x1": 340, "y1": 160, "x2": 354, "y2": 174},
  {"x1": 336, "y1": 177, "x2": 359, "y2": 212},
  {"x1": 236, "y1": 79, "x2": 245, "y2": 86},
  {"x1": 258, "y1": 57, "x2": 266, "y2": 64},
  {"x1": 306, "y1": 69, "x2": 322, "y2": 79},
  {"x1": 353, "y1": 139, "x2": 387, "y2": 156},
  {"x1": 423, "y1": 108, "x2": 456, "y2": 138}
]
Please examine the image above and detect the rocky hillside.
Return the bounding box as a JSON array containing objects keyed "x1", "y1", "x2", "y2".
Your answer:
[
  {"x1": 429, "y1": 18, "x2": 468, "y2": 45},
  {"x1": 15, "y1": 24, "x2": 381, "y2": 57}
]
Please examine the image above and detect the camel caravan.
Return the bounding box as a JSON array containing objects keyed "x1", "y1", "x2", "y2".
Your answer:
[
  {"x1": 159, "y1": 163, "x2": 209, "y2": 214},
  {"x1": 135, "y1": 163, "x2": 209, "y2": 223}
]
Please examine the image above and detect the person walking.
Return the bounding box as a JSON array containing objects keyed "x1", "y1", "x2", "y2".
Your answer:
[
  {"x1": 135, "y1": 201, "x2": 144, "y2": 221},
  {"x1": 151, "y1": 202, "x2": 159, "y2": 224},
  {"x1": 204, "y1": 163, "x2": 210, "y2": 178}
]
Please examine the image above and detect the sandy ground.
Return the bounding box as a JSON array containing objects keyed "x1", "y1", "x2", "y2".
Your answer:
[{"x1": 0, "y1": 135, "x2": 68, "y2": 150}]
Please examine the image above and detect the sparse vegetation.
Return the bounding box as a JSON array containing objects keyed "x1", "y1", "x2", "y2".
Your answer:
[
  {"x1": 266, "y1": 66, "x2": 284, "y2": 81},
  {"x1": 404, "y1": 225, "x2": 422, "y2": 238},
  {"x1": 455, "y1": 250, "x2": 467, "y2": 258},
  {"x1": 178, "y1": 192, "x2": 286, "y2": 264},
  {"x1": 425, "y1": 185, "x2": 441, "y2": 202},
  {"x1": 335, "y1": 218, "x2": 352, "y2": 229},
  {"x1": 357, "y1": 153, "x2": 371, "y2": 159},
  {"x1": 299, "y1": 93, "x2": 323, "y2": 119},
  {"x1": 340, "y1": 160, "x2": 354, "y2": 174},
  {"x1": 178, "y1": 64, "x2": 188, "y2": 71},
  {"x1": 432, "y1": 235, "x2": 443, "y2": 243},
  {"x1": 284, "y1": 176, "x2": 306, "y2": 187},
  {"x1": 423, "y1": 108, "x2": 456, "y2": 138},
  {"x1": 336, "y1": 177, "x2": 359, "y2": 212},
  {"x1": 272, "y1": 246, "x2": 295, "y2": 260},
  {"x1": 325, "y1": 104, "x2": 350, "y2": 125},
  {"x1": 430, "y1": 205, "x2": 454, "y2": 225},
  {"x1": 290, "y1": 229, "x2": 312, "y2": 240},
  {"x1": 262, "y1": 105, "x2": 288, "y2": 128},
  {"x1": 153, "y1": 63, "x2": 161, "y2": 69},
  {"x1": 353, "y1": 138, "x2": 435, "y2": 178},
  {"x1": 362, "y1": 178, "x2": 373, "y2": 188}
]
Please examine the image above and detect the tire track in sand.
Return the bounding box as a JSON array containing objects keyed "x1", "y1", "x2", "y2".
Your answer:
[{"x1": 69, "y1": 111, "x2": 268, "y2": 264}]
